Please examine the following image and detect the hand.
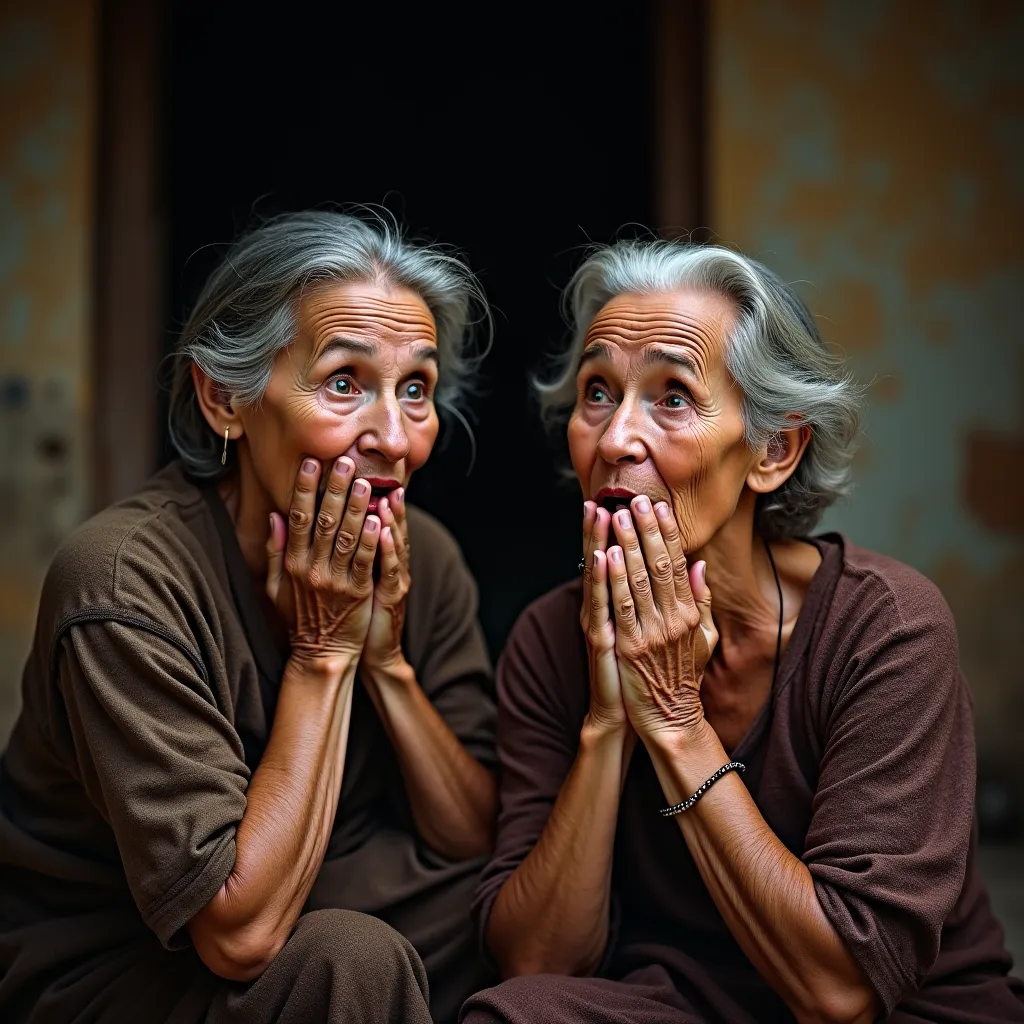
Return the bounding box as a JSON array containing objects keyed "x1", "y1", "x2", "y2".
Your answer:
[
  {"x1": 607, "y1": 497, "x2": 718, "y2": 738},
  {"x1": 361, "y1": 487, "x2": 411, "y2": 673},
  {"x1": 266, "y1": 457, "x2": 380, "y2": 670},
  {"x1": 581, "y1": 501, "x2": 630, "y2": 734}
]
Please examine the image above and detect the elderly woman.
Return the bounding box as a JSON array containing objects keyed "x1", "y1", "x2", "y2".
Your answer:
[
  {"x1": 464, "y1": 241, "x2": 1024, "y2": 1024},
  {"x1": 0, "y1": 212, "x2": 498, "y2": 1024}
]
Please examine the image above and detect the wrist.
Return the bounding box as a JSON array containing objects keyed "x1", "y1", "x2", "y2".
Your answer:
[
  {"x1": 285, "y1": 647, "x2": 359, "y2": 685},
  {"x1": 580, "y1": 713, "x2": 632, "y2": 751},
  {"x1": 360, "y1": 655, "x2": 415, "y2": 692}
]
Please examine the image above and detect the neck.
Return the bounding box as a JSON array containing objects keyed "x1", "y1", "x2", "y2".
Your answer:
[{"x1": 217, "y1": 445, "x2": 275, "y2": 582}]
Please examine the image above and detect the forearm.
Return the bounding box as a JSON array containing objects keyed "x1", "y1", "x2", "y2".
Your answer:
[
  {"x1": 361, "y1": 659, "x2": 495, "y2": 859},
  {"x1": 487, "y1": 721, "x2": 628, "y2": 978},
  {"x1": 646, "y1": 722, "x2": 878, "y2": 1024},
  {"x1": 189, "y1": 654, "x2": 356, "y2": 979}
]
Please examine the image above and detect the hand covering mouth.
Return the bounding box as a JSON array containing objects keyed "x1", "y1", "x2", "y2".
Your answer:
[{"x1": 593, "y1": 487, "x2": 639, "y2": 516}]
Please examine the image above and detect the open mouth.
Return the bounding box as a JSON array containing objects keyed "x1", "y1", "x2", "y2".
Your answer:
[
  {"x1": 593, "y1": 488, "x2": 638, "y2": 517},
  {"x1": 366, "y1": 478, "x2": 401, "y2": 516}
]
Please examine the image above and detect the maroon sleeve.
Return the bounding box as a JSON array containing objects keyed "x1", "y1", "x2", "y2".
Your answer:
[
  {"x1": 804, "y1": 566, "x2": 975, "y2": 1013},
  {"x1": 470, "y1": 584, "x2": 593, "y2": 958}
]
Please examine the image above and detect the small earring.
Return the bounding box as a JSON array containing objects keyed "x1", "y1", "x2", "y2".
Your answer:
[{"x1": 221, "y1": 426, "x2": 230, "y2": 466}]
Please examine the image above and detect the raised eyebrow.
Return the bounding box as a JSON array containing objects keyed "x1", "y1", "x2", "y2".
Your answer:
[
  {"x1": 577, "y1": 342, "x2": 613, "y2": 373},
  {"x1": 408, "y1": 343, "x2": 439, "y2": 367},
  {"x1": 315, "y1": 336, "x2": 379, "y2": 360},
  {"x1": 642, "y1": 346, "x2": 700, "y2": 377}
]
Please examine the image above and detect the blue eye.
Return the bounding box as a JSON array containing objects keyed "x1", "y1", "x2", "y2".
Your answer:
[
  {"x1": 332, "y1": 378, "x2": 353, "y2": 395},
  {"x1": 586, "y1": 383, "x2": 610, "y2": 403}
]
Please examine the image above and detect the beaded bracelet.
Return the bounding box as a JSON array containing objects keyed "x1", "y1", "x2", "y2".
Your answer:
[{"x1": 658, "y1": 761, "x2": 746, "y2": 817}]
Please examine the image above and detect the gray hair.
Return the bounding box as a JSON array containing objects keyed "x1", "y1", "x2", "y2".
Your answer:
[
  {"x1": 168, "y1": 209, "x2": 488, "y2": 478},
  {"x1": 536, "y1": 240, "x2": 862, "y2": 539}
]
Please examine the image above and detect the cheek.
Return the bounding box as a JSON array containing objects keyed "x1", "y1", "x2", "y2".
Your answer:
[
  {"x1": 405, "y1": 411, "x2": 439, "y2": 473},
  {"x1": 567, "y1": 412, "x2": 597, "y2": 481}
]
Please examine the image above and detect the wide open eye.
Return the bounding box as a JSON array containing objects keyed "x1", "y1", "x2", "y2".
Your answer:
[{"x1": 585, "y1": 379, "x2": 613, "y2": 403}]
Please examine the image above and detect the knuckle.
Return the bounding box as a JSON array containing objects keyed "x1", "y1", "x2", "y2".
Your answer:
[
  {"x1": 653, "y1": 555, "x2": 673, "y2": 580},
  {"x1": 617, "y1": 597, "x2": 635, "y2": 619},
  {"x1": 672, "y1": 556, "x2": 689, "y2": 577},
  {"x1": 289, "y1": 508, "x2": 311, "y2": 529},
  {"x1": 683, "y1": 607, "x2": 701, "y2": 629},
  {"x1": 316, "y1": 510, "x2": 337, "y2": 533},
  {"x1": 335, "y1": 530, "x2": 357, "y2": 551},
  {"x1": 283, "y1": 553, "x2": 302, "y2": 576},
  {"x1": 630, "y1": 571, "x2": 651, "y2": 595}
]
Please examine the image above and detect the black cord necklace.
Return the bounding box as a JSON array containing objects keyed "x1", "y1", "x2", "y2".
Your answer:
[{"x1": 763, "y1": 537, "x2": 784, "y2": 688}]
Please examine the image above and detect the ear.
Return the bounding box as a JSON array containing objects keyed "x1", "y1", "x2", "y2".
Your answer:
[
  {"x1": 191, "y1": 364, "x2": 244, "y2": 441},
  {"x1": 746, "y1": 416, "x2": 811, "y2": 496}
]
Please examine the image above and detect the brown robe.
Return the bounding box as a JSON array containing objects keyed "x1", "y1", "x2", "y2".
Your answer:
[
  {"x1": 466, "y1": 535, "x2": 1024, "y2": 1023},
  {"x1": 0, "y1": 461, "x2": 497, "y2": 1024}
]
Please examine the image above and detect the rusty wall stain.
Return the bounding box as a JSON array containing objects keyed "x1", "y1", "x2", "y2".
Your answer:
[{"x1": 711, "y1": 0, "x2": 1024, "y2": 790}]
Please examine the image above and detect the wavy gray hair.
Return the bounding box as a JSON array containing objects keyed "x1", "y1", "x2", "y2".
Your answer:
[
  {"x1": 168, "y1": 210, "x2": 487, "y2": 478},
  {"x1": 536, "y1": 240, "x2": 862, "y2": 539}
]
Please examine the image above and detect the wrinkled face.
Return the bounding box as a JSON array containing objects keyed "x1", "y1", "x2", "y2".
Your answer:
[
  {"x1": 237, "y1": 280, "x2": 440, "y2": 514},
  {"x1": 568, "y1": 289, "x2": 758, "y2": 552}
]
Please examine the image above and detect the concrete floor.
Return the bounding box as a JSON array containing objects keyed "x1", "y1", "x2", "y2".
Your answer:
[{"x1": 979, "y1": 844, "x2": 1024, "y2": 972}]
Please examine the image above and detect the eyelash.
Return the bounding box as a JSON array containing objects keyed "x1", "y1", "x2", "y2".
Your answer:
[
  {"x1": 584, "y1": 378, "x2": 692, "y2": 409},
  {"x1": 325, "y1": 371, "x2": 433, "y2": 400}
]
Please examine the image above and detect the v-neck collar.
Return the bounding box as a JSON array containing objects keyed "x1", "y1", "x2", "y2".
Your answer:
[{"x1": 200, "y1": 484, "x2": 287, "y2": 698}]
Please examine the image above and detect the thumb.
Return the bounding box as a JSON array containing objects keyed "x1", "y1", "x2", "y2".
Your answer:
[
  {"x1": 266, "y1": 512, "x2": 285, "y2": 600},
  {"x1": 691, "y1": 560, "x2": 717, "y2": 652}
]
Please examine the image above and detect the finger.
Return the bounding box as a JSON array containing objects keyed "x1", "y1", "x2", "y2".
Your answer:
[
  {"x1": 581, "y1": 501, "x2": 596, "y2": 630},
  {"x1": 349, "y1": 514, "x2": 380, "y2": 589},
  {"x1": 611, "y1": 509, "x2": 657, "y2": 628},
  {"x1": 380, "y1": 496, "x2": 408, "y2": 569},
  {"x1": 606, "y1": 545, "x2": 639, "y2": 642},
  {"x1": 286, "y1": 459, "x2": 320, "y2": 569},
  {"x1": 265, "y1": 512, "x2": 286, "y2": 601},
  {"x1": 311, "y1": 457, "x2": 354, "y2": 568},
  {"x1": 654, "y1": 500, "x2": 694, "y2": 606},
  {"x1": 691, "y1": 560, "x2": 719, "y2": 654},
  {"x1": 589, "y1": 548, "x2": 612, "y2": 637},
  {"x1": 390, "y1": 486, "x2": 409, "y2": 546},
  {"x1": 331, "y1": 477, "x2": 370, "y2": 575},
  {"x1": 377, "y1": 525, "x2": 403, "y2": 595},
  {"x1": 631, "y1": 496, "x2": 674, "y2": 613}
]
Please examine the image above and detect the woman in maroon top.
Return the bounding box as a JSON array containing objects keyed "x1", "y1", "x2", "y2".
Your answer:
[{"x1": 464, "y1": 240, "x2": 1024, "y2": 1023}]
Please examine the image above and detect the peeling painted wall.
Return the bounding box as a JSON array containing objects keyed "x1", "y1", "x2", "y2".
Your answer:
[
  {"x1": 0, "y1": 0, "x2": 96, "y2": 741},
  {"x1": 711, "y1": 0, "x2": 1024, "y2": 796}
]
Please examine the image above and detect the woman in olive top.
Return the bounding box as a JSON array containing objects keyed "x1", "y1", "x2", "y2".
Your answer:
[{"x1": 0, "y1": 211, "x2": 497, "y2": 1024}]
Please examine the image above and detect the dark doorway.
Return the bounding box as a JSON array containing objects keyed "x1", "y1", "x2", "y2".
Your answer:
[{"x1": 164, "y1": 2, "x2": 656, "y2": 656}]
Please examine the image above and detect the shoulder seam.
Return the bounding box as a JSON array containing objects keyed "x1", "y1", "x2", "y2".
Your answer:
[{"x1": 51, "y1": 607, "x2": 210, "y2": 689}]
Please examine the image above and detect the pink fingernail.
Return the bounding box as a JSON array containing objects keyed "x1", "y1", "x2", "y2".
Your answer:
[
  {"x1": 655, "y1": 502, "x2": 671, "y2": 520},
  {"x1": 365, "y1": 516, "x2": 378, "y2": 533},
  {"x1": 334, "y1": 458, "x2": 351, "y2": 476},
  {"x1": 616, "y1": 510, "x2": 631, "y2": 530},
  {"x1": 354, "y1": 480, "x2": 369, "y2": 496},
  {"x1": 382, "y1": 526, "x2": 391, "y2": 543},
  {"x1": 268, "y1": 514, "x2": 275, "y2": 531},
  {"x1": 302, "y1": 459, "x2": 318, "y2": 474},
  {"x1": 395, "y1": 487, "x2": 404, "y2": 505},
  {"x1": 609, "y1": 547, "x2": 623, "y2": 564},
  {"x1": 635, "y1": 497, "x2": 650, "y2": 514}
]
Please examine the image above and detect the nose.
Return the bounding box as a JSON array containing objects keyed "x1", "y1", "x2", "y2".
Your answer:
[
  {"x1": 596, "y1": 397, "x2": 649, "y2": 465},
  {"x1": 357, "y1": 395, "x2": 411, "y2": 464}
]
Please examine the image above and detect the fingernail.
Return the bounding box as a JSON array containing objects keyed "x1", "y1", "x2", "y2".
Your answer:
[
  {"x1": 354, "y1": 480, "x2": 369, "y2": 496},
  {"x1": 609, "y1": 547, "x2": 623, "y2": 564},
  {"x1": 635, "y1": 497, "x2": 650, "y2": 514},
  {"x1": 269, "y1": 514, "x2": 275, "y2": 531},
  {"x1": 616, "y1": 510, "x2": 631, "y2": 530},
  {"x1": 382, "y1": 526, "x2": 391, "y2": 543},
  {"x1": 334, "y1": 458, "x2": 351, "y2": 475},
  {"x1": 395, "y1": 487, "x2": 404, "y2": 505},
  {"x1": 655, "y1": 502, "x2": 671, "y2": 520},
  {"x1": 365, "y1": 516, "x2": 378, "y2": 533},
  {"x1": 699, "y1": 561, "x2": 707, "y2": 586},
  {"x1": 302, "y1": 458, "x2": 318, "y2": 474},
  {"x1": 593, "y1": 550, "x2": 601, "y2": 567}
]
